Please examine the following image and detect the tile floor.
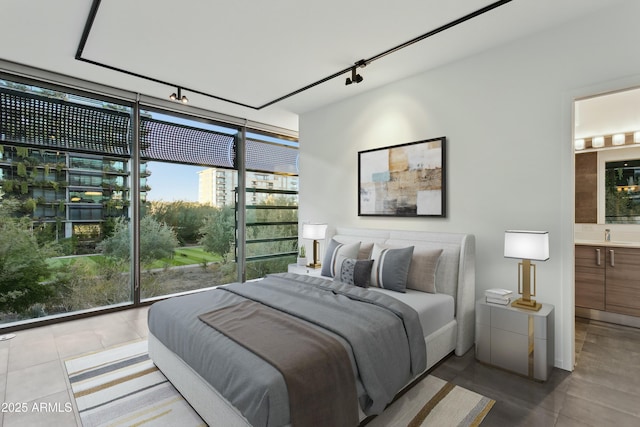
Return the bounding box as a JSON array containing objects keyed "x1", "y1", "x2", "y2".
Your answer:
[
  {"x1": 0, "y1": 307, "x2": 149, "y2": 427},
  {"x1": 0, "y1": 309, "x2": 638, "y2": 426},
  {"x1": 435, "y1": 317, "x2": 640, "y2": 426}
]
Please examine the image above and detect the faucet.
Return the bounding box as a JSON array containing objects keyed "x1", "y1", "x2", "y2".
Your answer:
[{"x1": 605, "y1": 229, "x2": 611, "y2": 242}]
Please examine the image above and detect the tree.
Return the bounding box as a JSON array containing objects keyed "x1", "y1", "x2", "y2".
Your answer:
[
  {"x1": 98, "y1": 216, "x2": 179, "y2": 265},
  {"x1": 0, "y1": 200, "x2": 58, "y2": 314},
  {"x1": 199, "y1": 206, "x2": 235, "y2": 262},
  {"x1": 147, "y1": 201, "x2": 216, "y2": 245}
]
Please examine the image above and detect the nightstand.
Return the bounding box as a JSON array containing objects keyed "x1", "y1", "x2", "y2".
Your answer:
[
  {"x1": 287, "y1": 263, "x2": 323, "y2": 277},
  {"x1": 475, "y1": 298, "x2": 554, "y2": 381}
]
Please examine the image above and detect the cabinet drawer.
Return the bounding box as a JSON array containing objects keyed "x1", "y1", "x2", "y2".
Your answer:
[
  {"x1": 490, "y1": 327, "x2": 529, "y2": 376},
  {"x1": 575, "y1": 245, "x2": 605, "y2": 268},
  {"x1": 491, "y1": 307, "x2": 529, "y2": 335}
]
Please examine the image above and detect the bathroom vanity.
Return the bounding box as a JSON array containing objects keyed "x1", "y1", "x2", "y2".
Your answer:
[{"x1": 575, "y1": 241, "x2": 640, "y2": 326}]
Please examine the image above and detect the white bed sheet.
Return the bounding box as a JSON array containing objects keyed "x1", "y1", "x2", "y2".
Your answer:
[{"x1": 369, "y1": 288, "x2": 455, "y2": 337}]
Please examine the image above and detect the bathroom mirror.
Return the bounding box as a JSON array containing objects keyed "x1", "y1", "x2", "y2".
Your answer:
[{"x1": 605, "y1": 159, "x2": 640, "y2": 223}]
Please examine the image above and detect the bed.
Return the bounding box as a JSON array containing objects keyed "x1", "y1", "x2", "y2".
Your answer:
[{"x1": 148, "y1": 227, "x2": 476, "y2": 426}]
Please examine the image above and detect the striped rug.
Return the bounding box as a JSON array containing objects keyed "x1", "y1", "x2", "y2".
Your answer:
[
  {"x1": 65, "y1": 340, "x2": 205, "y2": 427},
  {"x1": 367, "y1": 375, "x2": 495, "y2": 427},
  {"x1": 66, "y1": 340, "x2": 494, "y2": 427}
]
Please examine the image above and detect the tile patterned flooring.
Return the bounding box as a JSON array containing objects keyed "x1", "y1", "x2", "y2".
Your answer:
[
  {"x1": 435, "y1": 317, "x2": 640, "y2": 426},
  {"x1": 0, "y1": 307, "x2": 149, "y2": 427},
  {"x1": 0, "y1": 309, "x2": 638, "y2": 426}
]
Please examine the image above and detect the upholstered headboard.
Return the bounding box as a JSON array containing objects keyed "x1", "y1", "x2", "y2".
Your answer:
[{"x1": 330, "y1": 227, "x2": 476, "y2": 356}]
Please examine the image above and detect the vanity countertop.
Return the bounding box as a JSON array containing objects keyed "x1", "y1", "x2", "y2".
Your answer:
[{"x1": 575, "y1": 239, "x2": 640, "y2": 248}]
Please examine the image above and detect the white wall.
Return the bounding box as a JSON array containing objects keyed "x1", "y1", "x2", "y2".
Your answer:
[{"x1": 298, "y1": 0, "x2": 640, "y2": 371}]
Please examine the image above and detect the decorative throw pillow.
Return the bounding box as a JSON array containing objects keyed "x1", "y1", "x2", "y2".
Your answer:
[
  {"x1": 370, "y1": 244, "x2": 414, "y2": 292},
  {"x1": 321, "y1": 239, "x2": 361, "y2": 277},
  {"x1": 334, "y1": 258, "x2": 374, "y2": 288},
  {"x1": 406, "y1": 247, "x2": 443, "y2": 293}
]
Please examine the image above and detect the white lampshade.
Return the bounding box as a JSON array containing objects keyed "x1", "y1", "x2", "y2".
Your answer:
[
  {"x1": 504, "y1": 230, "x2": 549, "y2": 261},
  {"x1": 302, "y1": 223, "x2": 327, "y2": 240},
  {"x1": 574, "y1": 139, "x2": 585, "y2": 150},
  {"x1": 591, "y1": 136, "x2": 605, "y2": 148},
  {"x1": 612, "y1": 133, "x2": 626, "y2": 146}
]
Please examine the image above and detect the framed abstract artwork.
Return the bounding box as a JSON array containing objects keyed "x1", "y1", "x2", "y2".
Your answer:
[{"x1": 358, "y1": 137, "x2": 446, "y2": 217}]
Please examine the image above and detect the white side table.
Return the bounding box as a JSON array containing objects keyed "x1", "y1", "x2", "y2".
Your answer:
[
  {"x1": 475, "y1": 298, "x2": 554, "y2": 381},
  {"x1": 287, "y1": 263, "x2": 323, "y2": 277}
]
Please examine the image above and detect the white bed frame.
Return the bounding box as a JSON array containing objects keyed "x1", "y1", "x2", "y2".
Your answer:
[{"x1": 149, "y1": 227, "x2": 476, "y2": 426}]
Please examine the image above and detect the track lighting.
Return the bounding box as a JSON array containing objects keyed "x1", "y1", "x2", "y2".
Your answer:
[
  {"x1": 345, "y1": 60, "x2": 366, "y2": 86},
  {"x1": 169, "y1": 87, "x2": 188, "y2": 104}
]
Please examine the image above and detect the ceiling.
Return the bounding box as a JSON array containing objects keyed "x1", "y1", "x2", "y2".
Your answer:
[
  {"x1": 0, "y1": 0, "x2": 628, "y2": 128},
  {"x1": 576, "y1": 88, "x2": 640, "y2": 139}
]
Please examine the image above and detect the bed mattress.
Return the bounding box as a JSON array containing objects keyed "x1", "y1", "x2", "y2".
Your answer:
[
  {"x1": 369, "y1": 288, "x2": 455, "y2": 337},
  {"x1": 148, "y1": 273, "x2": 430, "y2": 427}
]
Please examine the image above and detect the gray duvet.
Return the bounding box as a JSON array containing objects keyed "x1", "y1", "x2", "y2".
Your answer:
[{"x1": 148, "y1": 272, "x2": 426, "y2": 427}]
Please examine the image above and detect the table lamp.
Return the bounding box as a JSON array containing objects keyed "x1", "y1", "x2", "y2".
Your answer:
[
  {"x1": 504, "y1": 230, "x2": 549, "y2": 311},
  {"x1": 302, "y1": 223, "x2": 327, "y2": 268}
]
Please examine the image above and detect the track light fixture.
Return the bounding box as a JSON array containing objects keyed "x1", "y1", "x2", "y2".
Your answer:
[
  {"x1": 345, "y1": 59, "x2": 367, "y2": 86},
  {"x1": 169, "y1": 87, "x2": 188, "y2": 104},
  {"x1": 79, "y1": 0, "x2": 512, "y2": 109}
]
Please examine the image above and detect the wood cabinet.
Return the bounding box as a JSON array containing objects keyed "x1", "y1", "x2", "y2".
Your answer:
[
  {"x1": 575, "y1": 245, "x2": 605, "y2": 310},
  {"x1": 575, "y1": 245, "x2": 640, "y2": 316},
  {"x1": 605, "y1": 247, "x2": 640, "y2": 317}
]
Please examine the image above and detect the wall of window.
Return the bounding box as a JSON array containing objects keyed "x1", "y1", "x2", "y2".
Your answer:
[
  {"x1": 243, "y1": 131, "x2": 299, "y2": 280},
  {"x1": 138, "y1": 107, "x2": 241, "y2": 300},
  {"x1": 0, "y1": 72, "x2": 298, "y2": 329},
  {"x1": 0, "y1": 80, "x2": 133, "y2": 325}
]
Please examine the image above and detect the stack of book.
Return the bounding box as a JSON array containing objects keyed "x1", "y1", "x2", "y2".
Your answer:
[{"x1": 485, "y1": 288, "x2": 513, "y2": 305}]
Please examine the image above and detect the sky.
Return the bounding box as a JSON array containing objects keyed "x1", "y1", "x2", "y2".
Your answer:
[
  {"x1": 141, "y1": 111, "x2": 297, "y2": 203},
  {"x1": 146, "y1": 162, "x2": 206, "y2": 202}
]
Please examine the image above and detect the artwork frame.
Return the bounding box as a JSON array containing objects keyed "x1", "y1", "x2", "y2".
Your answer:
[{"x1": 358, "y1": 137, "x2": 446, "y2": 217}]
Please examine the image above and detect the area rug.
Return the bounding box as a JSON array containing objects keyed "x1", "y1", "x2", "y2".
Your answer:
[
  {"x1": 66, "y1": 340, "x2": 494, "y2": 427},
  {"x1": 365, "y1": 374, "x2": 495, "y2": 427},
  {"x1": 65, "y1": 340, "x2": 205, "y2": 427}
]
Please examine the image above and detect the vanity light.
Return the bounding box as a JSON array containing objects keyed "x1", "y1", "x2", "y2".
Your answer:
[
  {"x1": 612, "y1": 133, "x2": 626, "y2": 146},
  {"x1": 634, "y1": 131, "x2": 640, "y2": 143},
  {"x1": 574, "y1": 139, "x2": 585, "y2": 150},
  {"x1": 592, "y1": 136, "x2": 605, "y2": 148}
]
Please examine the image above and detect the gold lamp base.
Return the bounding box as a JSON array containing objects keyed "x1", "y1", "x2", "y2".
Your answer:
[
  {"x1": 511, "y1": 297, "x2": 542, "y2": 311},
  {"x1": 307, "y1": 239, "x2": 322, "y2": 269}
]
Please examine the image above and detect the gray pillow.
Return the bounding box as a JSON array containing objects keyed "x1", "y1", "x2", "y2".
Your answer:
[
  {"x1": 334, "y1": 258, "x2": 374, "y2": 288},
  {"x1": 370, "y1": 244, "x2": 414, "y2": 292},
  {"x1": 321, "y1": 239, "x2": 361, "y2": 277}
]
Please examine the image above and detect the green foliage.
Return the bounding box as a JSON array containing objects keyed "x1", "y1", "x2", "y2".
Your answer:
[
  {"x1": 51, "y1": 257, "x2": 130, "y2": 311},
  {"x1": 98, "y1": 216, "x2": 179, "y2": 266},
  {"x1": 0, "y1": 205, "x2": 58, "y2": 314},
  {"x1": 147, "y1": 201, "x2": 217, "y2": 245},
  {"x1": 2, "y1": 180, "x2": 14, "y2": 193},
  {"x1": 58, "y1": 236, "x2": 78, "y2": 256},
  {"x1": 23, "y1": 198, "x2": 37, "y2": 213},
  {"x1": 16, "y1": 162, "x2": 27, "y2": 177},
  {"x1": 605, "y1": 167, "x2": 636, "y2": 221},
  {"x1": 16, "y1": 146, "x2": 29, "y2": 158},
  {"x1": 199, "y1": 205, "x2": 235, "y2": 263}
]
